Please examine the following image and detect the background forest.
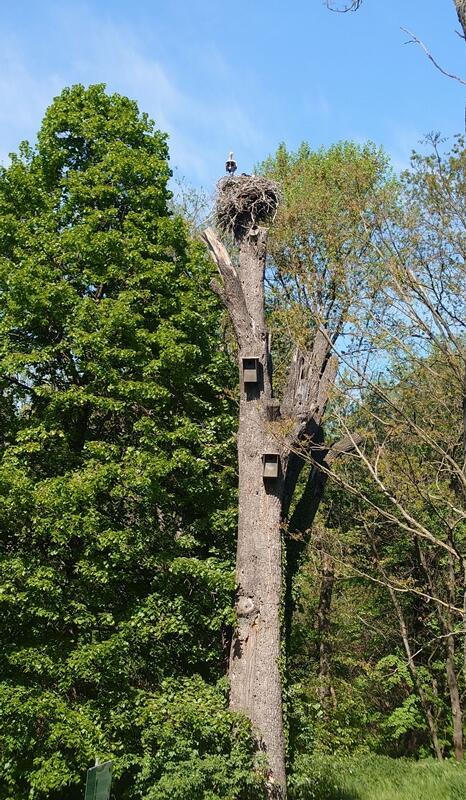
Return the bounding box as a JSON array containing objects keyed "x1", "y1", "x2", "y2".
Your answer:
[{"x1": 0, "y1": 35, "x2": 465, "y2": 800}]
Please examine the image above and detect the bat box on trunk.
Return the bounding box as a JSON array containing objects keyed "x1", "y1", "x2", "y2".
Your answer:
[
  {"x1": 242, "y1": 357, "x2": 259, "y2": 384},
  {"x1": 262, "y1": 453, "x2": 280, "y2": 479}
]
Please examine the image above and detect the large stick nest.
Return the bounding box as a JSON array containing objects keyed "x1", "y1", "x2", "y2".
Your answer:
[{"x1": 216, "y1": 175, "x2": 280, "y2": 239}]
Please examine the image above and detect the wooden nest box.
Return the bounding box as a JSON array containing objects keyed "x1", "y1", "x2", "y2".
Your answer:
[
  {"x1": 242, "y1": 357, "x2": 259, "y2": 384},
  {"x1": 262, "y1": 453, "x2": 280, "y2": 479}
]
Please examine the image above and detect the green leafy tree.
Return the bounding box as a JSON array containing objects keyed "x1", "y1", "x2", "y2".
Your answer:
[
  {"x1": 287, "y1": 136, "x2": 466, "y2": 765},
  {"x1": 0, "y1": 84, "x2": 261, "y2": 799}
]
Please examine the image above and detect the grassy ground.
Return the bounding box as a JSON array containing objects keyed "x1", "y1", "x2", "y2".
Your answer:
[{"x1": 290, "y1": 754, "x2": 466, "y2": 800}]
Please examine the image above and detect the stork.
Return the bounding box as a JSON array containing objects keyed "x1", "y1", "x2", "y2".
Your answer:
[{"x1": 225, "y1": 151, "x2": 237, "y2": 175}]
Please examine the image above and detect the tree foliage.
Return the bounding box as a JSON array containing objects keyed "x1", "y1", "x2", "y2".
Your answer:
[
  {"x1": 1, "y1": 80, "x2": 465, "y2": 799},
  {"x1": 287, "y1": 136, "x2": 466, "y2": 764},
  {"x1": 260, "y1": 140, "x2": 394, "y2": 390},
  {"x1": 0, "y1": 84, "x2": 261, "y2": 799}
]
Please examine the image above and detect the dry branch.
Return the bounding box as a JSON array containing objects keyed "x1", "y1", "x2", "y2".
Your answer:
[
  {"x1": 200, "y1": 226, "x2": 253, "y2": 345},
  {"x1": 401, "y1": 27, "x2": 466, "y2": 87}
]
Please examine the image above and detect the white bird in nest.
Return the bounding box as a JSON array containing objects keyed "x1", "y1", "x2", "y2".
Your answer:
[{"x1": 225, "y1": 151, "x2": 237, "y2": 175}]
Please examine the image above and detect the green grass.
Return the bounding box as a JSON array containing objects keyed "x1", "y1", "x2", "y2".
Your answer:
[{"x1": 290, "y1": 753, "x2": 466, "y2": 800}]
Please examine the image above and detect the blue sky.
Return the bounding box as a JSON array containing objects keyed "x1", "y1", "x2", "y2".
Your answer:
[{"x1": 0, "y1": 1, "x2": 464, "y2": 187}]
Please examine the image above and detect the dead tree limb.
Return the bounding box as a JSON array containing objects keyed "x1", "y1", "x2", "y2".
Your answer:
[{"x1": 401, "y1": 27, "x2": 466, "y2": 87}]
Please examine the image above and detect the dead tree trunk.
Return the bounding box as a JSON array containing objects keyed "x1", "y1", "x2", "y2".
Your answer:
[
  {"x1": 202, "y1": 222, "x2": 287, "y2": 797},
  {"x1": 229, "y1": 232, "x2": 287, "y2": 795},
  {"x1": 201, "y1": 175, "x2": 361, "y2": 798}
]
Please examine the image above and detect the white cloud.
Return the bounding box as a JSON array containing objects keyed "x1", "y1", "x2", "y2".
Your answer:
[
  {"x1": 0, "y1": 37, "x2": 63, "y2": 163},
  {"x1": 68, "y1": 15, "x2": 266, "y2": 182},
  {"x1": 0, "y1": 4, "x2": 264, "y2": 184}
]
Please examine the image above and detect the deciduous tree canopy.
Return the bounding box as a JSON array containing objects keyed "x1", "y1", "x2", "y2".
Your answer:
[{"x1": 0, "y1": 84, "x2": 261, "y2": 800}]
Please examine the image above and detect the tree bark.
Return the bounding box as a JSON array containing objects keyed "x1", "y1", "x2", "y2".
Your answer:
[
  {"x1": 446, "y1": 632, "x2": 463, "y2": 761},
  {"x1": 231, "y1": 391, "x2": 286, "y2": 794},
  {"x1": 202, "y1": 225, "x2": 287, "y2": 797},
  {"x1": 455, "y1": 0, "x2": 466, "y2": 39}
]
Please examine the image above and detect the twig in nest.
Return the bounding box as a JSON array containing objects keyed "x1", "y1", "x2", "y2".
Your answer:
[
  {"x1": 216, "y1": 175, "x2": 280, "y2": 239},
  {"x1": 325, "y1": 0, "x2": 363, "y2": 11}
]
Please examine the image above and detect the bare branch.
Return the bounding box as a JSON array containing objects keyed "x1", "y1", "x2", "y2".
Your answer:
[
  {"x1": 294, "y1": 436, "x2": 460, "y2": 559},
  {"x1": 401, "y1": 26, "x2": 466, "y2": 86},
  {"x1": 312, "y1": 543, "x2": 464, "y2": 616}
]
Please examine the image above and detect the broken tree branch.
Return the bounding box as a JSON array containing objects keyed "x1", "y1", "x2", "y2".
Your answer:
[
  {"x1": 200, "y1": 227, "x2": 254, "y2": 346},
  {"x1": 282, "y1": 328, "x2": 334, "y2": 433}
]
